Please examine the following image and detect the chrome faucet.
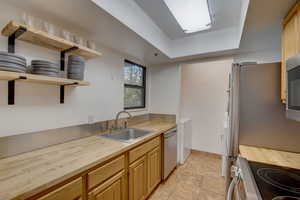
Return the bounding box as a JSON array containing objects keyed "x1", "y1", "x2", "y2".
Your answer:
[{"x1": 115, "y1": 110, "x2": 132, "y2": 129}]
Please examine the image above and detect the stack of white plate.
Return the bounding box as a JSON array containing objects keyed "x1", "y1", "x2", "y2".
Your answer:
[
  {"x1": 31, "y1": 60, "x2": 60, "y2": 77},
  {"x1": 0, "y1": 51, "x2": 27, "y2": 73},
  {"x1": 67, "y1": 55, "x2": 85, "y2": 80}
]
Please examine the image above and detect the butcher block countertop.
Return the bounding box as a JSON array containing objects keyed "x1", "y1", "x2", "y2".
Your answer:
[
  {"x1": 240, "y1": 145, "x2": 300, "y2": 170},
  {"x1": 0, "y1": 121, "x2": 176, "y2": 200}
]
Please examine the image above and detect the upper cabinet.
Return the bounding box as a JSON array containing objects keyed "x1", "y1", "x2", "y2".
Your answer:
[{"x1": 282, "y1": 2, "x2": 300, "y2": 103}]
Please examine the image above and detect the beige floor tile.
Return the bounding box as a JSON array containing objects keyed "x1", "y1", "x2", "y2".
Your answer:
[
  {"x1": 201, "y1": 175, "x2": 225, "y2": 195},
  {"x1": 149, "y1": 151, "x2": 225, "y2": 200},
  {"x1": 197, "y1": 188, "x2": 225, "y2": 200}
]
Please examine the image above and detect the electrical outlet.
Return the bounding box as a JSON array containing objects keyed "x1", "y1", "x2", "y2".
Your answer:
[{"x1": 88, "y1": 115, "x2": 94, "y2": 124}]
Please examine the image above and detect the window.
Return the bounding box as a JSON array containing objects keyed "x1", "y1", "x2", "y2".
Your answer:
[{"x1": 124, "y1": 60, "x2": 146, "y2": 109}]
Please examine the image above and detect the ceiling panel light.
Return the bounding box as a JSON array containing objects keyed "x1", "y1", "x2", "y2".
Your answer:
[{"x1": 163, "y1": 0, "x2": 212, "y2": 33}]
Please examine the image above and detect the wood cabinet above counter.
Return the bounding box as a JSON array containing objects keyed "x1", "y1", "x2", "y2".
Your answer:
[{"x1": 282, "y1": 1, "x2": 300, "y2": 103}]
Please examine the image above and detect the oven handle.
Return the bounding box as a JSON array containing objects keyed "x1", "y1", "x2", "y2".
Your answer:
[
  {"x1": 226, "y1": 175, "x2": 240, "y2": 200},
  {"x1": 226, "y1": 165, "x2": 241, "y2": 200}
]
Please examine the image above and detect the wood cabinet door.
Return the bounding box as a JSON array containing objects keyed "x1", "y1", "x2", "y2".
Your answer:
[
  {"x1": 129, "y1": 156, "x2": 147, "y2": 200},
  {"x1": 89, "y1": 171, "x2": 125, "y2": 200},
  {"x1": 147, "y1": 147, "x2": 161, "y2": 195},
  {"x1": 94, "y1": 180, "x2": 121, "y2": 200},
  {"x1": 283, "y1": 14, "x2": 299, "y2": 60},
  {"x1": 282, "y1": 6, "x2": 299, "y2": 102}
]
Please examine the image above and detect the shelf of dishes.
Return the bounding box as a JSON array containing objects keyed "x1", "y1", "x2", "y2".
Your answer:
[
  {"x1": 0, "y1": 51, "x2": 86, "y2": 80},
  {"x1": 1, "y1": 21, "x2": 102, "y2": 59},
  {"x1": 0, "y1": 71, "x2": 90, "y2": 86}
]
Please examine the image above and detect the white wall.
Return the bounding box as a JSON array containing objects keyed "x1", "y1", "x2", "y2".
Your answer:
[
  {"x1": 91, "y1": 0, "x2": 172, "y2": 56},
  {"x1": 0, "y1": 3, "x2": 149, "y2": 137},
  {"x1": 234, "y1": 23, "x2": 282, "y2": 64},
  {"x1": 180, "y1": 59, "x2": 233, "y2": 154},
  {"x1": 170, "y1": 28, "x2": 240, "y2": 58},
  {"x1": 149, "y1": 64, "x2": 181, "y2": 120}
]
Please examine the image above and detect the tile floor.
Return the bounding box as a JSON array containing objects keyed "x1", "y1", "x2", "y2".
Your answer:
[{"x1": 149, "y1": 150, "x2": 226, "y2": 200}]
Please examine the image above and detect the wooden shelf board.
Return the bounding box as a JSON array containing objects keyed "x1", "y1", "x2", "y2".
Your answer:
[
  {"x1": 0, "y1": 71, "x2": 89, "y2": 86},
  {"x1": 1, "y1": 21, "x2": 102, "y2": 59}
]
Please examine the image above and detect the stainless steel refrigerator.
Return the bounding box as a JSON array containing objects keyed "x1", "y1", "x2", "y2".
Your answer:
[{"x1": 224, "y1": 62, "x2": 300, "y2": 191}]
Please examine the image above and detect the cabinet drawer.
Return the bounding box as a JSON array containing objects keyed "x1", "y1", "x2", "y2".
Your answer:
[
  {"x1": 37, "y1": 177, "x2": 82, "y2": 200},
  {"x1": 88, "y1": 155, "x2": 125, "y2": 190},
  {"x1": 129, "y1": 137, "x2": 160, "y2": 163},
  {"x1": 88, "y1": 170, "x2": 126, "y2": 200}
]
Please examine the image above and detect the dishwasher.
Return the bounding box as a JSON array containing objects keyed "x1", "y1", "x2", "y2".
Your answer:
[{"x1": 164, "y1": 128, "x2": 178, "y2": 180}]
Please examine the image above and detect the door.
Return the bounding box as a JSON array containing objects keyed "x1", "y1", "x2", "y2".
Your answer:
[
  {"x1": 147, "y1": 147, "x2": 161, "y2": 194},
  {"x1": 89, "y1": 171, "x2": 125, "y2": 200},
  {"x1": 129, "y1": 156, "x2": 147, "y2": 200}
]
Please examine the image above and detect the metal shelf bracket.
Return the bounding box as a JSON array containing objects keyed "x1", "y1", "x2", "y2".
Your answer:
[
  {"x1": 8, "y1": 76, "x2": 27, "y2": 105},
  {"x1": 60, "y1": 82, "x2": 79, "y2": 104},
  {"x1": 60, "y1": 46, "x2": 79, "y2": 104},
  {"x1": 8, "y1": 27, "x2": 27, "y2": 53}
]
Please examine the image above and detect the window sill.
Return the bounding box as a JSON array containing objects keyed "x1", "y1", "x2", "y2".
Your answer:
[{"x1": 125, "y1": 108, "x2": 149, "y2": 113}]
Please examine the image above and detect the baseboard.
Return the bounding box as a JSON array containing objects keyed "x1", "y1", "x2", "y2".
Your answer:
[{"x1": 191, "y1": 149, "x2": 222, "y2": 159}]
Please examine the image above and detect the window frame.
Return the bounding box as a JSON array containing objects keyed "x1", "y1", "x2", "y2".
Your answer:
[{"x1": 124, "y1": 59, "x2": 147, "y2": 110}]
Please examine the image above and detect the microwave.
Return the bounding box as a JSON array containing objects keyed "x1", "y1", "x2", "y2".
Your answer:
[{"x1": 286, "y1": 54, "x2": 300, "y2": 121}]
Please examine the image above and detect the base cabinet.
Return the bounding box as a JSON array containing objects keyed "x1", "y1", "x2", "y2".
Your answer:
[
  {"x1": 129, "y1": 137, "x2": 162, "y2": 200},
  {"x1": 89, "y1": 171, "x2": 126, "y2": 200},
  {"x1": 26, "y1": 135, "x2": 166, "y2": 200},
  {"x1": 129, "y1": 156, "x2": 148, "y2": 200},
  {"x1": 147, "y1": 147, "x2": 161, "y2": 195}
]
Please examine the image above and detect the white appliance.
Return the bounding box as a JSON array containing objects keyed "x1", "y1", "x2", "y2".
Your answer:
[{"x1": 178, "y1": 118, "x2": 192, "y2": 164}]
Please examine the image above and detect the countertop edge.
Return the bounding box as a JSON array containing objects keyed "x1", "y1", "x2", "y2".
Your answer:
[{"x1": 239, "y1": 145, "x2": 300, "y2": 170}]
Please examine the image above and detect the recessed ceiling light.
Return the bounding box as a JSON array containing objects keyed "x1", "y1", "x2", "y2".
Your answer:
[{"x1": 163, "y1": 0, "x2": 212, "y2": 34}]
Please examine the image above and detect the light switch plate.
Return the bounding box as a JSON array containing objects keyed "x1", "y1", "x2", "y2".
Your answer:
[{"x1": 88, "y1": 115, "x2": 95, "y2": 124}]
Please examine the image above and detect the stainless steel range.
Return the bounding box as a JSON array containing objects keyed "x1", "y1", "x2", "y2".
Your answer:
[
  {"x1": 228, "y1": 157, "x2": 300, "y2": 200},
  {"x1": 249, "y1": 160, "x2": 300, "y2": 200}
]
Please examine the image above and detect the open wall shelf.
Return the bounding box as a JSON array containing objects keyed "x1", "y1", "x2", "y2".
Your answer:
[
  {"x1": 0, "y1": 71, "x2": 90, "y2": 105},
  {"x1": 2, "y1": 21, "x2": 102, "y2": 59},
  {"x1": 0, "y1": 71, "x2": 90, "y2": 86},
  {"x1": 0, "y1": 20, "x2": 100, "y2": 105}
]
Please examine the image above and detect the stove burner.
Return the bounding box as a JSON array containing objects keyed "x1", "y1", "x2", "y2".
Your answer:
[
  {"x1": 273, "y1": 197, "x2": 300, "y2": 200},
  {"x1": 257, "y1": 168, "x2": 300, "y2": 194}
]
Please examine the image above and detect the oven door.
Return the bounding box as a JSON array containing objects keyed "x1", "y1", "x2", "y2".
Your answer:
[{"x1": 287, "y1": 54, "x2": 300, "y2": 121}]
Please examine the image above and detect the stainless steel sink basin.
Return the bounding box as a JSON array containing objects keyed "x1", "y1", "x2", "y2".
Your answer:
[{"x1": 100, "y1": 128, "x2": 153, "y2": 142}]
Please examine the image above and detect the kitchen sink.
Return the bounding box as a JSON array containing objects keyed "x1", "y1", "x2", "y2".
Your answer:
[{"x1": 100, "y1": 128, "x2": 153, "y2": 142}]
